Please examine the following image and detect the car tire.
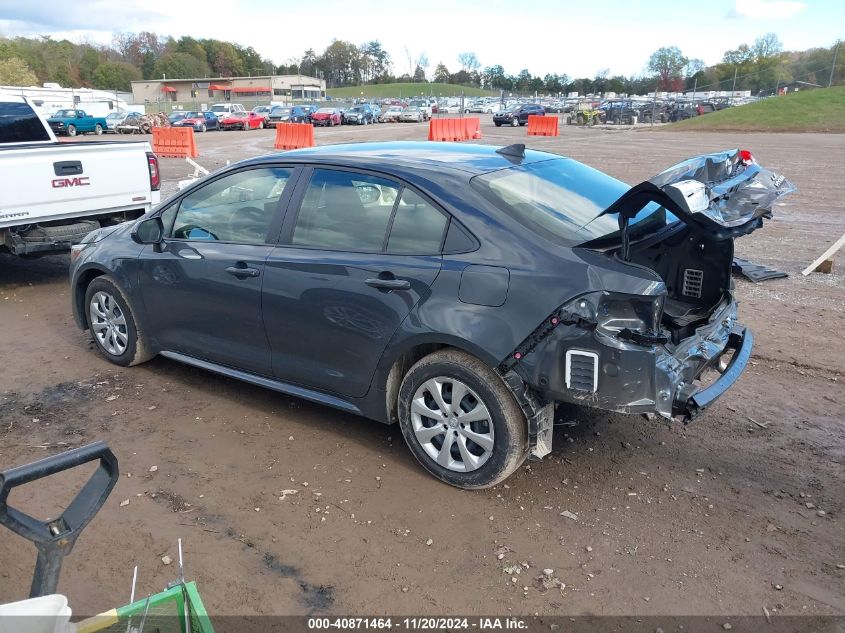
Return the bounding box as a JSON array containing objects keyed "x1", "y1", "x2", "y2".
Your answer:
[
  {"x1": 67, "y1": 125, "x2": 77, "y2": 137},
  {"x1": 94, "y1": 124, "x2": 103, "y2": 135},
  {"x1": 200, "y1": 124, "x2": 207, "y2": 133},
  {"x1": 511, "y1": 118, "x2": 519, "y2": 127},
  {"x1": 84, "y1": 276, "x2": 154, "y2": 368},
  {"x1": 494, "y1": 122, "x2": 501, "y2": 127},
  {"x1": 397, "y1": 349, "x2": 529, "y2": 489}
]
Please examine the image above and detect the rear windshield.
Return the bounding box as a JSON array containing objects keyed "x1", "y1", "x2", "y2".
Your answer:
[
  {"x1": 470, "y1": 158, "x2": 677, "y2": 245},
  {"x1": 0, "y1": 101, "x2": 51, "y2": 143}
]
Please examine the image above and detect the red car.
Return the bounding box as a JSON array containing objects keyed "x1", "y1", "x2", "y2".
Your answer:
[
  {"x1": 310, "y1": 108, "x2": 342, "y2": 127},
  {"x1": 220, "y1": 111, "x2": 266, "y2": 131}
]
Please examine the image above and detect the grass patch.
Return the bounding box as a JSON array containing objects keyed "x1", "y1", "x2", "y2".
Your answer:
[
  {"x1": 668, "y1": 85, "x2": 845, "y2": 133},
  {"x1": 327, "y1": 82, "x2": 495, "y2": 99}
]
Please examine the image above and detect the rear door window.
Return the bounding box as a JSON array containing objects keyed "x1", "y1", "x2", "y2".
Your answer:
[
  {"x1": 0, "y1": 101, "x2": 51, "y2": 143},
  {"x1": 386, "y1": 189, "x2": 448, "y2": 254},
  {"x1": 291, "y1": 169, "x2": 400, "y2": 251}
]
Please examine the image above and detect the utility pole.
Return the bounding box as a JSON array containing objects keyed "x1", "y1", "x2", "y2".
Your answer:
[
  {"x1": 731, "y1": 67, "x2": 738, "y2": 102},
  {"x1": 650, "y1": 82, "x2": 658, "y2": 128},
  {"x1": 829, "y1": 40, "x2": 840, "y2": 88}
]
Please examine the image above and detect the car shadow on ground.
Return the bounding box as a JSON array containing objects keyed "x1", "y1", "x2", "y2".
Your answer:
[{"x1": 0, "y1": 253, "x2": 71, "y2": 286}]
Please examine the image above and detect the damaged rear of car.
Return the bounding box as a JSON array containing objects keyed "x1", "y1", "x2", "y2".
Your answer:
[{"x1": 475, "y1": 149, "x2": 794, "y2": 431}]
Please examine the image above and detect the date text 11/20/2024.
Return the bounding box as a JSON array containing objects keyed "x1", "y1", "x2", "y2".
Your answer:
[{"x1": 307, "y1": 617, "x2": 528, "y2": 630}]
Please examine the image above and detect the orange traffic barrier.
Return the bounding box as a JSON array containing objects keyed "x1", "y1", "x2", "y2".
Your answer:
[
  {"x1": 152, "y1": 127, "x2": 198, "y2": 158},
  {"x1": 527, "y1": 115, "x2": 559, "y2": 137},
  {"x1": 428, "y1": 117, "x2": 482, "y2": 142},
  {"x1": 274, "y1": 122, "x2": 315, "y2": 150}
]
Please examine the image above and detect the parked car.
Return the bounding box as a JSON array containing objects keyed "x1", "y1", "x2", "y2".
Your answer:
[
  {"x1": 68, "y1": 142, "x2": 794, "y2": 488},
  {"x1": 267, "y1": 106, "x2": 308, "y2": 127},
  {"x1": 408, "y1": 99, "x2": 432, "y2": 120},
  {"x1": 382, "y1": 106, "x2": 404, "y2": 122},
  {"x1": 167, "y1": 112, "x2": 187, "y2": 126},
  {"x1": 311, "y1": 108, "x2": 342, "y2": 127},
  {"x1": 104, "y1": 111, "x2": 142, "y2": 133},
  {"x1": 46, "y1": 109, "x2": 109, "y2": 136},
  {"x1": 343, "y1": 105, "x2": 374, "y2": 125},
  {"x1": 399, "y1": 106, "x2": 425, "y2": 122},
  {"x1": 252, "y1": 105, "x2": 273, "y2": 117},
  {"x1": 301, "y1": 105, "x2": 318, "y2": 122},
  {"x1": 172, "y1": 111, "x2": 220, "y2": 132},
  {"x1": 210, "y1": 103, "x2": 246, "y2": 120},
  {"x1": 1, "y1": 96, "x2": 160, "y2": 257},
  {"x1": 484, "y1": 102, "x2": 503, "y2": 114},
  {"x1": 219, "y1": 111, "x2": 266, "y2": 130},
  {"x1": 493, "y1": 104, "x2": 545, "y2": 127},
  {"x1": 369, "y1": 103, "x2": 383, "y2": 122}
]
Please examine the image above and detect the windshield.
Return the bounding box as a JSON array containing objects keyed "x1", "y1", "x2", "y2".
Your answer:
[
  {"x1": 54, "y1": 110, "x2": 76, "y2": 117},
  {"x1": 272, "y1": 107, "x2": 291, "y2": 114},
  {"x1": 316, "y1": 108, "x2": 333, "y2": 113},
  {"x1": 106, "y1": 112, "x2": 124, "y2": 120},
  {"x1": 211, "y1": 106, "x2": 227, "y2": 113},
  {"x1": 184, "y1": 112, "x2": 201, "y2": 118},
  {"x1": 471, "y1": 159, "x2": 677, "y2": 245}
]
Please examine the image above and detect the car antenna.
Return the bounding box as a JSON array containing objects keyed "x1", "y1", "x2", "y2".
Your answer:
[{"x1": 496, "y1": 144, "x2": 525, "y2": 159}]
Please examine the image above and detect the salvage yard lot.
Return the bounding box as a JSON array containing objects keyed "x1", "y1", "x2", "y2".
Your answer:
[{"x1": 1, "y1": 120, "x2": 843, "y2": 617}]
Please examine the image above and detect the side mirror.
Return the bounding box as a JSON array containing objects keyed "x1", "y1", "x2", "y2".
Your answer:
[{"x1": 131, "y1": 216, "x2": 164, "y2": 244}]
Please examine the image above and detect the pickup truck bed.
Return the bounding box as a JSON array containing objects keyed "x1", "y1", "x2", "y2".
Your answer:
[{"x1": 1, "y1": 140, "x2": 160, "y2": 255}]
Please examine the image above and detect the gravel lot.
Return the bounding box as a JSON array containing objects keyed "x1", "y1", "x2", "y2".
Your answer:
[{"x1": 1, "y1": 119, "x2": 843, "y2": 617}]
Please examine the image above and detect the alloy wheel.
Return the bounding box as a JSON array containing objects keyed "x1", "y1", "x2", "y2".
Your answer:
[
  {"x1": 89, "y1": 291, "x2": 128, "y2": 356},
  {"x1": 410, "y1": 377, "x2": 495, "y2": 472}
]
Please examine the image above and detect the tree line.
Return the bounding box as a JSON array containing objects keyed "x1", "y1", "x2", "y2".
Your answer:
[{"x1": 0, "y1": 32, "x2": 841, "y2": 96}]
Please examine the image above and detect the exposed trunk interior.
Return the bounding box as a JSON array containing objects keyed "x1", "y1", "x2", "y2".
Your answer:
[{"x1": 626, "y1": 226, "x2": 733, "y2": 343}]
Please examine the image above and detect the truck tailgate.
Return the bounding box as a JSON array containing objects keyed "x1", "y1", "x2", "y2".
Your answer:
[{"x1": 0, "y1": 141, "x2": 159, "y2": 230}]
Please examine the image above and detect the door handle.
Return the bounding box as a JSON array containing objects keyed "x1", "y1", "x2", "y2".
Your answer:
[
  {"x1": 225, "y1": 264, "x2": 260, "y2": 278},
  {"x1": 365, "y1": 277, "x2": 410, "y2": 290}
]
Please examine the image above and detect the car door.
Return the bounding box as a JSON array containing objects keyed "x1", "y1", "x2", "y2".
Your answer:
[
  {"x1": 263, "y1": 167, "x2": 448, "y2": 398},
  {"x1": 137, "y1": 166, "x2": 299, "y2": 375}
]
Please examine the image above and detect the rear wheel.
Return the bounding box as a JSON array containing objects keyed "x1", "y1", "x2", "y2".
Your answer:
[
  {"x1": 398, "y1": 349, "x2": 529, "y2": 489},
  {"x1": 84, "y1": 276, "x2": 154, "y2": 367},
  {"x1": 94, "y1": 124, "x2": 103, "y2": 135}
]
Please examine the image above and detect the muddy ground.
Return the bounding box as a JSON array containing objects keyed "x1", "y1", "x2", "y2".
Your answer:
[{"x1": 1, "y1": 120, "x2": 843, "y2": 618}]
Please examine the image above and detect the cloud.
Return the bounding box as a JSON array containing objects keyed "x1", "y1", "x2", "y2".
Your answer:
[
  {"x1": 727, "y1": 0, "x2": 807, "y2": 19},
  {"x1": 1, "y1": 0, "x2": 165, "y2": 31}
]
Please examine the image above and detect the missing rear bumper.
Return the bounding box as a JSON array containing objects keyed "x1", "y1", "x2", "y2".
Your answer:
[{"x1": 677, "y1": 326, "x2": 753, "y2": 423}]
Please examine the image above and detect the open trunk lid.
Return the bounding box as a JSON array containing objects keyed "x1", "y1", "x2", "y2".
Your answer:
[{"x1": 599, "y1": 149, "x2": 796, "y2": 241}]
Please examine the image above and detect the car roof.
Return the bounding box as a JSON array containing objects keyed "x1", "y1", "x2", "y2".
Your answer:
[{"x1": 246, "y1": 141, "x2": 564, "y2": 176}]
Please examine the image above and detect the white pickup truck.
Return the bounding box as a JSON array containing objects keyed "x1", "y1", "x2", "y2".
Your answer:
[{"x1": 0, "y1": 96, "x2": 160, "y2": 256}]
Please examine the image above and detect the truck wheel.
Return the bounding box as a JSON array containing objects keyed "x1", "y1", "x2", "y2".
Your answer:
[
  {"x1": 397, "y1": 349, "x2": 529, "y2": 489},
  {"x1": 94, "y1": 124, "x2": 103, "y2": 135},
  {"x1": 67, "y1": 125, "x2": 77, "y2": 137},
  {"x1": 84, "y1": 276, "x2": 154, "y2": 367}
]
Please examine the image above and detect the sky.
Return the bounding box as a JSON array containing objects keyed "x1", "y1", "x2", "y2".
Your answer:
[{"x1": 1, "y1": 0, "x2": 842, "y2": 79}]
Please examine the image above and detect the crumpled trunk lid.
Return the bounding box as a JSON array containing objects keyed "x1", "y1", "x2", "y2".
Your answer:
[{"x1": 602, "y1": 149, "x2": 796, "y2": 240}]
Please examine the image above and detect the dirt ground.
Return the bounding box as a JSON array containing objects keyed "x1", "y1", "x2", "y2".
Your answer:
[{"x1": 1, "y1": 119, "x2": 843, "y2": 618}]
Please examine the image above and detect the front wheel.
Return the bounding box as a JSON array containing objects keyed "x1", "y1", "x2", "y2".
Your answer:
[
  {"x1": 511, "y1": 118, "x2": 519, "y2": 127},
  {"x1": 398, "y1": 349, "x2": 529, "y2": 489},
  {"x1": 84, "y1": 276, "x2": 154, "y2": 367},
  {"x1": 200, "y1": 124, "x2": 207, "y2": 133},
  {"x1": 67, "y1": 125, "x2": 77, "y2": 137}
]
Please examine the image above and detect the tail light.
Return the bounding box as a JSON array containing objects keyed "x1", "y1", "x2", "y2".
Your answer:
[
  {"x1": 739, "y1": 149, "x2": 755, "y2": 165},
  {"x1": 147, "y1": 152, "x2": 160, "y2": 191}
]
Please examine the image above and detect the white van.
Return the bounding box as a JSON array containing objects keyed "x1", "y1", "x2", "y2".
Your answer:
[{"x1": 210, "y1": 103, "x2": 246, "y2": 119}]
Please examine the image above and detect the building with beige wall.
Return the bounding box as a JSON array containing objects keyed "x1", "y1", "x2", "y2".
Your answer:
[{"x1": 130, "y1": 74, "x2": 325, "y2": 109}]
